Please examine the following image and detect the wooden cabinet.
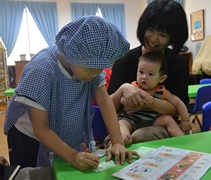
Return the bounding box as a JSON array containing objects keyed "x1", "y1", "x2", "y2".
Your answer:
[
  {"x1": 179, "y1": 52, "x2": 193, "y2": 73},
  {"x1": 0, "y1": 37, "x2": 8, "y2": 107},
  {"x1": 179, "y1": 52, "x2": 201, "y2": 84},
  {"x1": 179, "y1": 52, "x2": 211, "y2": 84},
  {"x1": 15, "y1": 60, "x2": 29, "y2": 86}
]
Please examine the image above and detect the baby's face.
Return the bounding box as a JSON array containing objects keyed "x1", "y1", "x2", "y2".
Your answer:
[
  {"x1": 70, "y1": 64, "x2": 103, "y2": 82},
  {"x1": 136, "y1": 61, "x2": 162, "y2": 92}
]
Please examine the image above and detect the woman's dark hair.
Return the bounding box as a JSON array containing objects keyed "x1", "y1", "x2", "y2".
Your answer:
[
  {"x1": 137, "y1": 0, "x2": 188, "y2": 56},
  {"x1": 138, "y1": 52, "x2": 168, "y2": 75}
]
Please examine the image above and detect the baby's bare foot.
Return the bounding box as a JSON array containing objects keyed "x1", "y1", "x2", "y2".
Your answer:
[{"x1": 122, "y1": 134, "x2": 132, "y2": 145}]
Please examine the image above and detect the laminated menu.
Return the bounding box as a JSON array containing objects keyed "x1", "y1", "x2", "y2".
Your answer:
[{"x1": 112, "y1": 146, "x2": 211, "y2": 180}]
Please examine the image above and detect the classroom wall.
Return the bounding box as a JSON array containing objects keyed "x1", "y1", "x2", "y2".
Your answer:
[
  {"x1": 47, "y1": 0, "x2": 211, "y2": 55},
  {"x1": 184, "y1": 0, "x2": 211, "y2": 60},
  {"x1": 12, "y1": 0, "x2": 211, "y2": 60},
  {"x1": 13, "y1": 0, "x2": 147, "y2": 49}
]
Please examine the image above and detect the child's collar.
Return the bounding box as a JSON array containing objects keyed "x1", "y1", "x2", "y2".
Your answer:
[{"x1": 58, "y1": 51, "x2": 73, "y2": 76}]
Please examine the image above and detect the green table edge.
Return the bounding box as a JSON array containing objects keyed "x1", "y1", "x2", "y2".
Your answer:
[
  {"x1": 53, "y1": 132, "x2": 211, "y2": 180},
  {"x1": 4, "y1": 88, "x2": 15, "y2": 96}
]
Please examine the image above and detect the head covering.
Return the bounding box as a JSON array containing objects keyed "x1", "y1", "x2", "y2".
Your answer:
[{"x1": 56, "y1": 15, "x2": 130, "y2": 68}]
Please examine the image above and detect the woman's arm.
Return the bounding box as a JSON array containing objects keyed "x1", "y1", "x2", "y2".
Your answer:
[
  {"x1": 31, "y1": 107, "x2": 99, "y2": 170},
  {"x1": 110, "y1": 83, "x2": 178, "y2": 116},
  {"x1": 110, "y1": 83, "x2": 153, "y2": 111},
  {"x1": 144, "y1": 98, "x2": 178, "y2": 116}
]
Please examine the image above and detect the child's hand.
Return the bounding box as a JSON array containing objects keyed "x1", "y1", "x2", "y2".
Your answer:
[
  {"x1": 72, "y1": 152, "x2": 100, "y2": 170},
  {"x1": 105, "y1": 143, "x2": 140, "y2": 165},
  {"x1": 180, "y1": 120, "x2": 192, "y2": 133}
]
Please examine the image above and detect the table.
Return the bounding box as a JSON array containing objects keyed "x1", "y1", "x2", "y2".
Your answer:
[
  {"x1": 188, "y1": 84, "x2": 211, "y2": 98},
  {"x1": 3, "y1": 88, "x2": 15, "y2": 97},
  {"x1": 3, "y1": 88, "x2": 15, "y2": 107},
  {"x1": 53, "y1": 131, "x2": 211, "y2": 180}
]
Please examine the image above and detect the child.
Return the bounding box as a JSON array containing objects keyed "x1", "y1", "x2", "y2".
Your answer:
[
  {"x1": 4, "y1": 15, "x2": 139, "y2": 169},
  {"x1": 119, "y1": 52, "x2": 192, "y2": 145}
]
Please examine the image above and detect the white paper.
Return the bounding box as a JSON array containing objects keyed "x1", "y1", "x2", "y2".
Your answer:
[
  {"x1": 135, "y1": 146, "x2": 156, "y2": 157},
  {"x1": 93, "y1": 149, "x2": 106, "y2": 157},
  {"x1": 91, "y1": 147, "x2": 156, "y2": 173},
  {"x1": 92, "y1": 160, "x2": 117, "y2": 172}
]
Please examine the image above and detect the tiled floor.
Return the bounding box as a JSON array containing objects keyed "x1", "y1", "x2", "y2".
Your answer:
[{"x1": 0, "y1": 111, "x2": 9, "y2": 162}]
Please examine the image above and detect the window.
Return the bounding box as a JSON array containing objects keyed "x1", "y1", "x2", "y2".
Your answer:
[
  {"x1": 7, "y1": 7, "x2": 48, "y2": 65},
  {"x1": 7, "y1": 6, "x2": 103, "y2": 66},
  {"x1": 96, "y1": 7, "x2": 103, "y2": 18}
]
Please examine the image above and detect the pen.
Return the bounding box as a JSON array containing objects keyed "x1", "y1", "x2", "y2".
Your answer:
[
  {"x1": 82, "y1": 143, "x2": 91, "y2": 153},
  {"x1": 82, "y1": 143, "x2": 99, "y2": 168}
]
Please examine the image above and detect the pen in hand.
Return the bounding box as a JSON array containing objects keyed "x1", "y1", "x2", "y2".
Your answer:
[
  {"x1": 82, "y1": 143, "x2": 91, "y2": 153},
  {"x1": 82, "y1": 143, "x2": 99, "y2": 168}
]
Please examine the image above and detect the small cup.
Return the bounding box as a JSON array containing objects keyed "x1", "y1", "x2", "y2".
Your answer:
[{"x1": 20, "y1": 54, "x2": 26, "y2": 61}]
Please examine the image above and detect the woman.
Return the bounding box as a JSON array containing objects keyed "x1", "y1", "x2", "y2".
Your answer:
[{"x1": 108, "y1": 0, "x2": 189, "y2": 144}]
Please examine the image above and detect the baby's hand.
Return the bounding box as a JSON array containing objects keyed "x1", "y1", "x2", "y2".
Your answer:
[
  {"x1": 180, "y1": 120, "x2": 192, "y2": 133},
  {"x1": 71, "y1": 152, "x2": 100, "y2": 170}
]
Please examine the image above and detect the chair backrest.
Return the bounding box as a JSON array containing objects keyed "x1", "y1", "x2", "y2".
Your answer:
[
  {"x1": 192, "y1": 86, "x2": 211, "y2": 113},
  {"x1": 200, "y1": 78, "x2": 211, "y2": 84},
  {"x1": 92, "y1": 106, "x2": 108, "y2": 141},
  {"x1": 202, "y1": 101, "x2": 211, "y2": 131}
]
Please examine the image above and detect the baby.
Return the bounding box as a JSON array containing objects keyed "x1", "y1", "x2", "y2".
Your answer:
[{"x1": 119, "y1": 52, "x2": 192, "y2": 145}]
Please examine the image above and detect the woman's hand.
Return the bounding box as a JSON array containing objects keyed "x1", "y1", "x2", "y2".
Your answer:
[
  {"x1": 105, "y1": 143, "x2": 140, "y2": 165},
  {"x1": 0, "y1": 156, "x2": 9, "y2": 166},
  {"x1": 121, "y1": 84, "x2": 154, "y2": 107},
  {"x1": 71, "y1": 152, "x2": 100, "y2": 170},
  {"x1": 124, "y1": 104, "x2": 143, "y2": 114}
]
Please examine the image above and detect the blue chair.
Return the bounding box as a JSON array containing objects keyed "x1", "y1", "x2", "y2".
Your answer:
[
  {"x1": 188, "y1": 86, "x2": 211, "y2": 131},
  {"x1": 200, "y1": 78, "x2": 211, "y2": 84},
  {"x1": 202, "y1": 101, "x2": 211, "y2": 131},
  {"x1": 92, "y1": 106, "x2": 108, "y2": 142}
]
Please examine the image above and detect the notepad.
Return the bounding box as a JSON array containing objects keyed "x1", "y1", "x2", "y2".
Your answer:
[
  {"x1": 92, "y1": 149, "x2": 106, "y2": 157},
  {"x1": 0, "y1": 165, "x2": 21, "y2": 180}
]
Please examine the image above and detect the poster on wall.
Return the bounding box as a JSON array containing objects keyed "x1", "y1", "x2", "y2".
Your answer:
[{"x1": 190, "y1": 9, "x2": 204, "y2": 41}]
